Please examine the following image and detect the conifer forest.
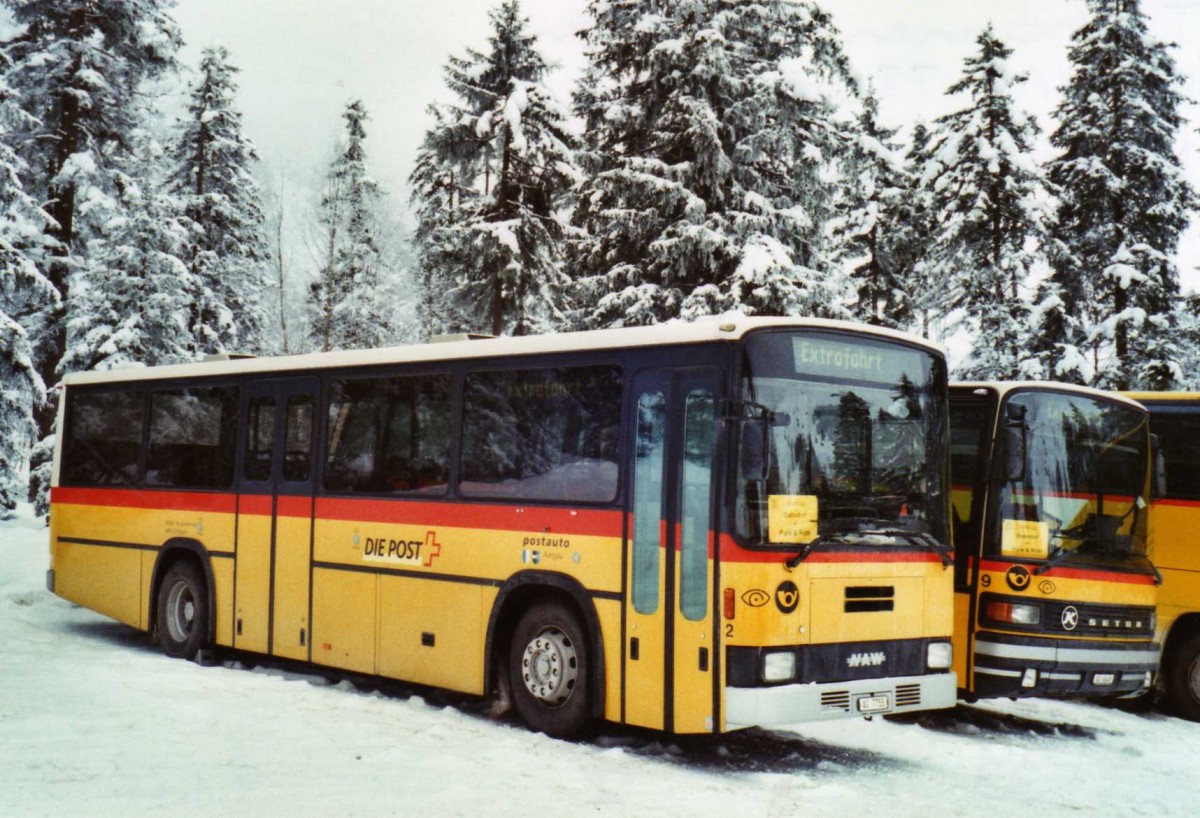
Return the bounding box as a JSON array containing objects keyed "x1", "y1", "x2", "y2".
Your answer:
[{"x1": 1, "y1": 0, "x2": 1198, "y2": 515}]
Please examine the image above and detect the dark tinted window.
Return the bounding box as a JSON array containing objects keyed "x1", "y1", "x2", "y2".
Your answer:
[
  {"x1": 461, "y1": 366, "x2": 622, "y2": 502},
  {"x1": 63, "y1": 390, "x2": 145, "y2": 486},
  {"x1": 146, "y1": 387, "x2": 239, "y2": 489},
  {"x1": 949, "y1": 399, "x2": 993, "y2": 556},
  {"x1": 1148, "y1": 408, "x2": 1200, "y2": 501},
  {"x1": 244, "y1": 397, "x2": 274, "y2": 482},
  {"x1": 325, "y1": 374, "x2": 451, "y2": 494},
  {"x1": 284, "y1": 395, "x2": 314, "y2": 482}
]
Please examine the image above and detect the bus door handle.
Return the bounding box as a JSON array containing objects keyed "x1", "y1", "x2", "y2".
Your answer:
[{"x1": 630, "y1": 637, "x2": 639, "y2": 660}]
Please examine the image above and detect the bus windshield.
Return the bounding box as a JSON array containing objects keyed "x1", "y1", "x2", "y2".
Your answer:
[
  {"x1": 993, "y1": 391, "x2": 1149, "y2": 562},
  {"x1": 736, "y1": 331, "x2": 948, "y2": 548}
]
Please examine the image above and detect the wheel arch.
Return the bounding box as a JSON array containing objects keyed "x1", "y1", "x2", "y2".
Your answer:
[
  {"x1": 1164, "y1": 612, "x2": 1200, "y2": 660},
  {"x1": 484, "y1": 571, "x2": 608, "y2": 718},
  {"x1": 149, "y1": 538, "x2": 217, "y2": 643}
]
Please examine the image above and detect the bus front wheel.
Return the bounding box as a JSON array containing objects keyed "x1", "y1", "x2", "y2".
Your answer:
[
  {"x1": 1166, "y1": 632, "x2": 1200, "y2": 721},
  {"x1": 156, "y1": 560, "x2": 208, "y2": 660},
  {"x1": 509, "y1": 602, "x2": 590, "y2": 738}
]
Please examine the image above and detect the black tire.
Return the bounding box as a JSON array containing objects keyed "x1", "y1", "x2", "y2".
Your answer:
[
  {"x1": 156, "y1": 560, "x2": 208, "y2": 660},
  {"x1": 1165, "y1": 632, "x2": 1200, "y2": 722},
  {"x1": 508, "y1": 602, "x2": 590, "y2": 738}
]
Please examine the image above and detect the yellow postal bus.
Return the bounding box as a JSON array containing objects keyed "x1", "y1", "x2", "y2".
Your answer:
[
  {"x1": 1123, "y1": 392, "x2": 1200, "y2": 719},
  {"x1": 949, "y1": 383, "x2": 1159, "y2": 700},
  {"x1": 48, "y1": 318, "x2": 956, "y2": 736}
]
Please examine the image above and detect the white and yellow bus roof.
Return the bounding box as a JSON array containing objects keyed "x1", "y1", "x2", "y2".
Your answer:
[
  {"x1": 61, "y1": 317, "x2": 945, "y2": 387},
  {"x1": 955, "y1": 381, "x2": 1148, "y2": 412}
]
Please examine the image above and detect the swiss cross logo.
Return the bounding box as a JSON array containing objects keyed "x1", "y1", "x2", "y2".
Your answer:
[{"x1": 423, "y1": 531, "x2": 442, "y2": 567}]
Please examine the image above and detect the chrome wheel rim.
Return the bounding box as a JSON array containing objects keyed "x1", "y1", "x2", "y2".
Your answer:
[
  {"x1": 166, "y1": 579, "x2": 195, "y2": 643},
  {"x1": 520, "y1": 627, "x2": 577, "y2": 706}
]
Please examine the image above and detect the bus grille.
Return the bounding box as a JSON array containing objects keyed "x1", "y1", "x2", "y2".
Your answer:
[
  {"x1": 821, "y1": 690, "x2": 851, "y2": 712},
  {"x1": 895, "y1": 684, "x2": 922, "y2": 708}
]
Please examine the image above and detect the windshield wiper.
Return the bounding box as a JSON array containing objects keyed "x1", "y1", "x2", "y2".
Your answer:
[
  {"x1": 785, "y1": 535, "x2": 850, "y2": 569},
  {"x1": 1033, "y1": 544, "x2": 1075, "y2": 576},
  {"x1": 857, "y1": 527, "x2": 953, "y2": 567}
]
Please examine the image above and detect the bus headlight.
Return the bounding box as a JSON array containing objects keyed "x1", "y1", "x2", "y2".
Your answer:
[
  {"x1": 926, "y1": 641, "x2": 953, "y2": 670},
  {"x1": 762, "y1": 651, "x2": 797, "y2": 683}
]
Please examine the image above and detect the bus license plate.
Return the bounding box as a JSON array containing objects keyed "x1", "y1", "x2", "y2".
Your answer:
[{"x1": 857, "y1": 695, "x2": 890, "y2": 713}]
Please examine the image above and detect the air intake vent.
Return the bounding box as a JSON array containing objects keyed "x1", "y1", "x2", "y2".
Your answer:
[
  {"x1": 845, "y1": 585, "x2": 895, "y2": 613},
  {"x1": 895, "y1": 684, "x2": 922, "y2": 708},
  {"x1": 821, "y1": 690, "x2": 851, "y2": 712},
  {"x1": 846, "y1": 586, "x2": 894, "y2": 599}
]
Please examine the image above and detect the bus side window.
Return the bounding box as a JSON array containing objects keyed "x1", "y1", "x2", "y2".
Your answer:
[
  {"x1": 632, "y1": 391, "x2": 666, "y2": 615},
  {"x1": 1150, "y1": 412, "x2": 1200, "y2": 501},
  {"x1": 949, "y1": 401, "x2": 991, "y2": 582},
  {"x1": 325, "y1": 374, "x2": 451, "y2": 495},
  {"x1": 146, "y1": 387, "x2": 238, "y2": 490},
  {"x1": 63, "y1": 390, "x2": 145, "y2": 486},
  {"x1": 245, "y1": 397, "x2": 275, "y2": 482},
  {"x1": 680, "y1": 390, "x2": 714, "y2": 622},
  {"x1": 460, "y1": 365, "x2": 622, "y2": 503},
  {"x1": 283, "y1": 395, "x2": 313, "y2": 482}
]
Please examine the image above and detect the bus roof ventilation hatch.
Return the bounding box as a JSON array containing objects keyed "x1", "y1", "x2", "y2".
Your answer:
[
  {"x1": 430, "y1": 333, "x2": 496, "y2": 344},
  {"x1": 202, "y1": 353, "x2": 257, "y2": 362}
]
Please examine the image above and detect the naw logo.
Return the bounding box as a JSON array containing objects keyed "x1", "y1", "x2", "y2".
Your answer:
[{"x1": 846, "y1": 651, "x2": 887, "y2": 669}]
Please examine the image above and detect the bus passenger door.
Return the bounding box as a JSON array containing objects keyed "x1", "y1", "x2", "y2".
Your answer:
[
  {"x1": 624, "y1": 368, "x2": 721, "y2": 733},
  {"x1": 233, "y1": 378, "x2": 317, "y2": 660},
  {"x1": 271, "y1": 379, "x2": 317, "y2": 661}
]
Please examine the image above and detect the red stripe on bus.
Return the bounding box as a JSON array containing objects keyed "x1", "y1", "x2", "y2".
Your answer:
[
  {"x1": 717, "y1": 535, "x2": 942, "y2": 565},
  {"x1": 51, "y1": 487, "x2": 622, "y2": 536},
  {"x1": 314, "y1": 496, "x2": 622, "y2": 537},
  {"x1": 977, "y1": 559, "x2": 1156, "y2": 586},
  {"x1": 239, "y1": 494, "x2": 272, "y2": 516},
  {"x1": 277, "y1": 496, "x2": 313, "y2": 518},
  {"x1": 51, "y1": 486, "x2": 236, "y2": 515},
  {"x1": 1151, "y1": 498, "x2": 1200, "y2": 509}
]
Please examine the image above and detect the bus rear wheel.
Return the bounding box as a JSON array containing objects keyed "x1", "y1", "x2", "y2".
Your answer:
[
  {"x1": 1166, "y1": 632, "x2": 1200, "y2": 722},
  {"x1": 157, "y1": 560, "x2": 208, "y2": 660},
  {"x1": 509, "y1": 602, "x2": 590, "y2": 738}
]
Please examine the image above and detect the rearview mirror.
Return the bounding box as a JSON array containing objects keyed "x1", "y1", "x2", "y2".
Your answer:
[
  {"x1": 1151, "y1": 433, "x2": 1167, "y2": 500},
  {"x1": 1003, "y1": 402, "x2": 1027, "y2": 482},
  {"x1": 740, "y1": 415, "x2": 768, "y2": 481}
]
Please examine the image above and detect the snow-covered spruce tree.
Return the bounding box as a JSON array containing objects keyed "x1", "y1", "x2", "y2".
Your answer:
[
  {"x1": 0, "y1": 0, "x2": 180, "y2": 408},
  {"x1": 832, "y1": 88, "x2": 912, "y2": 329},
  {"x1": 309, "y1": 100, "x2": 392, "y2": 352},
  {"x1": 920, "y1": 25, "x2": 1048, "y2": 380},
  {"x1": 570, "y1": 0, "x2": 857, "y2": 328},
  {"x1": 1037, "y1": 0, "x2": 1195, "y2": 390},
  {"x1": 891, "y1": 122, "x2": 941, "y2": 339},
  {"x1": 61, "y1": 129, "x2": 193, "y2": 373},
  {"x1": 0, "y1": 64, "x2": 54, "y2": 517},
  {"x1": 411, "y1": 0, "x2": 578, "y2": 337},
  {"x1": 169, "y1": 44, "x2": 270, "y2": 356}
]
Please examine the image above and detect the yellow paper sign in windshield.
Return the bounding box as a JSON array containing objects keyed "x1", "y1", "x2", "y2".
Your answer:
[
  {"x1": 768, "y1": 495, "x2": 819, "y2": 543},
  {"x1": 1001, "y1": 519, "x2": 1050, "y2": 559}
]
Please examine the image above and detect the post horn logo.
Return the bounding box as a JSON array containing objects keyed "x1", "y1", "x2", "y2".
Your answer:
[
  {"x1": 1005, "y1": 565, "x2": 1031, "y2": 592},
  {"x1": 775, "y1": 581, "x2": 799, "y2": 614}
]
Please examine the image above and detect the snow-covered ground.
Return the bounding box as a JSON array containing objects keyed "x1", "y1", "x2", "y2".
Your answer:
[{"x1": 3, "y1": 504, "x2": 1197, "y2": 818}]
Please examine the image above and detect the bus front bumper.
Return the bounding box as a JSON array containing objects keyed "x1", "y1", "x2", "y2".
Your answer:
[
  {"x1": 725, "y1": 671, "x2": 957, "y2": 728},
  {"x1": 973, "y1": 633, "x2": 1159, "y2": 698}
]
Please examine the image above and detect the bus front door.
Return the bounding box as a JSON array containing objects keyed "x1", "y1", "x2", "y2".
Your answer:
[
  {"x1": 234, "y1": 378, "x2": 318, "y2": 661},
  {"x1": 625, "y1": 368, "x2": 721, "y2": 733}
]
